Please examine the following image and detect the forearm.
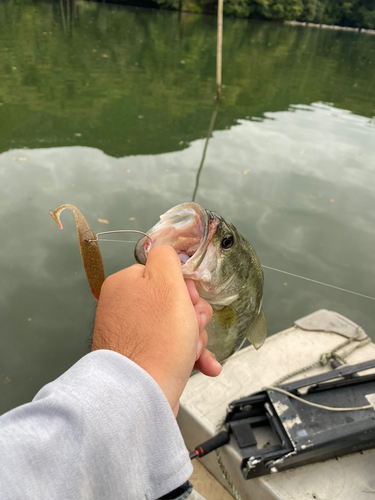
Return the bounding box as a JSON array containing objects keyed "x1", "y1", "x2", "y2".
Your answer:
[{"x1": 0, "y1": 350, "x2": 192, "y2": 500}]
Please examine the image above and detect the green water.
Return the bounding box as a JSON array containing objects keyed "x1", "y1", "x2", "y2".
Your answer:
[{"x1": 1, "y1": 1, "x2": 375, "y2": 414}]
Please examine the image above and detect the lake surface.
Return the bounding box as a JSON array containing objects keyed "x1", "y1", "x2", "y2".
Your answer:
[{"x1": 1, "y1": 0, "x2": 375, "y2": 414}]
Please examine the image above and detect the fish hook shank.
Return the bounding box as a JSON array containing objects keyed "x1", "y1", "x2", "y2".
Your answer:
[
  {"x1": 49, "y1": 204, "x2": 105, "y2": 301},
  {"x1": 90, "y1": 229, "x2": 152, "y2": 243}
]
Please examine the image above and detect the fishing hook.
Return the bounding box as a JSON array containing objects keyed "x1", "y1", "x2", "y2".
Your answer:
[{"x1": 86, "y1": 229, "x2": 152, "y2": 244}]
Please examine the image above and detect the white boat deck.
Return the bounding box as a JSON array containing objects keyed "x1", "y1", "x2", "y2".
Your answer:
[{"x1": 178, "y1": 310, "x2": 375, "y2": 500}]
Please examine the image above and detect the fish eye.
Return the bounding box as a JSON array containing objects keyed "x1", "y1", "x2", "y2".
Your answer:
[{"x1": 221, "y1": 234, "x2": 234, "y2": 250}]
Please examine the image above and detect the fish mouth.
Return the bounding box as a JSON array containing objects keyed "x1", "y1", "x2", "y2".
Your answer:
[{"x1": 134, "y1": 202, "x2": 218, "y2": 272}]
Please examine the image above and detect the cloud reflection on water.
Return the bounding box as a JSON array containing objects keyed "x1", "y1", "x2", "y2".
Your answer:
[{"x1": 1, "y1": 102, "x2": 374, "y2": 412}]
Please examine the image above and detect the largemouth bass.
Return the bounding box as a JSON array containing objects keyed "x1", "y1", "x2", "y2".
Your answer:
[{"x1": 135, "y1": 202, "x2": 267, "y2": 362}]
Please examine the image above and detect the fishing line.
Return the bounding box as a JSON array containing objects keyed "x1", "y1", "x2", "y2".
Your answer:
[
  {"x1": 89, "y1": 232, "x2": 375, "y2": 302},
  {"x1": 93, "y1": 239, "x2": 141, "y2": 244},
  {"x1": 262, "y1": 264, "x2": 375, "y2": 301}
]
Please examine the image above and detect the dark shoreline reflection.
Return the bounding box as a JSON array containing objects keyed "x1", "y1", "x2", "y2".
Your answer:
[{"x1": 0, "y1": 1, "x2": 374, "y2": 158}]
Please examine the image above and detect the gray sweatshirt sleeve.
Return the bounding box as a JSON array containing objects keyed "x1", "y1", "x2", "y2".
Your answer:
[{"x1": 0, "y1": 350, "x2": 193, "y2": 500}]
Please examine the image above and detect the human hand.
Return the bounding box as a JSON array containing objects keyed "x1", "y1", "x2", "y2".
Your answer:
[{"x1": 91, "y1": 245, "x2": 222, "y2": 415}]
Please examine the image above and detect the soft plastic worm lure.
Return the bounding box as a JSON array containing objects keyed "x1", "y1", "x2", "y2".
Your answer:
[{"x1": 49, "y1": 204, "x2": 105, "y2": 300}]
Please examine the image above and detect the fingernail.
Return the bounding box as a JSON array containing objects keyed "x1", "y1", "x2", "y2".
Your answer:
[
  {"x1": 200, "y1": 313, "x2": 209, "y2": 330},
  {"x1": 196, "y1": 339, "x2": 204, "y2": 360},
  {"x1": 211, "y1": 352, "x2": 222, "y2": 370},
  {"x1": 214, "y1": 359, "x2": 222, "y2": 371}
]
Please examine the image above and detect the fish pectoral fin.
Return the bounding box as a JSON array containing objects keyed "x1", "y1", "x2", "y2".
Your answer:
[{"x1": 245, "y1": 309, "x2": 267, "y2": 350}]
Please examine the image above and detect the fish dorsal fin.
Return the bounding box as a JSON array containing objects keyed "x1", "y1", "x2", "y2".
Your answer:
[{"x1": 246, "y1": 309, "x2": 267, "y2": 350}]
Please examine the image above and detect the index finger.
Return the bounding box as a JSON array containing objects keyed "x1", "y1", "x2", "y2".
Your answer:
[{"x1": 143, "y1": 245, "x2": 184, "y2": 284}]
